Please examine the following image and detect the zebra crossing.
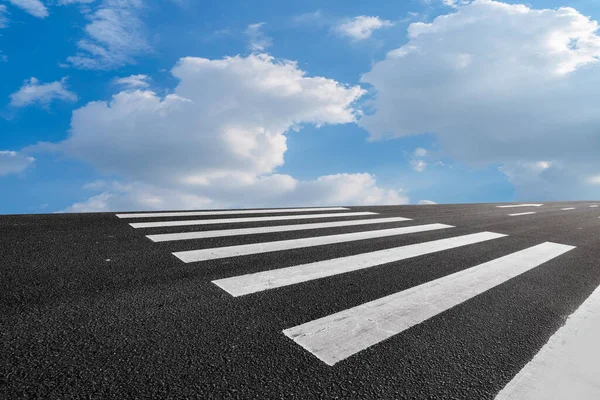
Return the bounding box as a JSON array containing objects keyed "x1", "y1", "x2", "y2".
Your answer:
[
  {"x1": 285, "y1": 242, "x2": 574, "y2": 366},
  {"x1": 498, "y1": 202, "x2": 600, "y2": 216},
  {"x1": 120, "y1": 206, "x2": 579, "y2": 375},
  {"x1": 128, "y1": 211, "x2": 377, "y2": 228}
]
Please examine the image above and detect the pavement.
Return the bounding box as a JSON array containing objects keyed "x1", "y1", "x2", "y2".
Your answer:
[{"x1": 2, "y1": 202, "x2": 600, "y2": 399}]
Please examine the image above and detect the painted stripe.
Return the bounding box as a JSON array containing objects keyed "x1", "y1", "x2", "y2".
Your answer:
[
  {"x1": 283, "y1": 242, "x2": 575, "y2": 366},
  {"x1": 117, "y1": 207, "x2": 350, "y2": 218},
  {"x1": 496, "y1": 204, "x2": 544, "y2": 208},
  {"x1": 174, "y1": 223, "x2": 454, "y2": 263},
  {"x1": 495, "y1": 283, "x2": 600, "y2": 400},
  {"x1": 214, "y1": 232, "x2": 507, "y2": 297},
  {"x1": 561, "y1": 207, "x2": 575, "y2": 211},
  {"x1": 509, "y1": 212, "x2": 536, "y2": 216},
  {"x1": 148, "y1": 217, "x2": 412, "y2": 242},
  {"x1": 130, "y1": 212, "x2": 377, "y2": 229},
  {"x1": 590, "y1": 205, "x2": 599, "y2": 208}
]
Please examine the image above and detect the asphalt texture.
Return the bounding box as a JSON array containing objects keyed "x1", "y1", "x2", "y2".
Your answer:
[{"x1": 2, "y1": 202, "x2": 600, "y2": 399}]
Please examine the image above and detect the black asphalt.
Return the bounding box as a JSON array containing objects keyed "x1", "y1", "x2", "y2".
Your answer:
[{"x1": 2, "y1": 202, "x2": 600, "y2": 399}]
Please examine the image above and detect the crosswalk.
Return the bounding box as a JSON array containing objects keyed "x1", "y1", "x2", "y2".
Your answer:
[
  {"x1": 173, "y1": 223, "x2": 453, "y2": 263},
  {"x1": 119, "y1": 206, "x2": 581, "y2": 393},
  {"x1": 509, "y1": 211, "x2": 537, "y2": 216},
  {"x1": 496, "y1": 204, "x2": 544, "y2": 208},
  {"x1": 129, "y1": 211, "x2": 376, "y2": 228},
  {"x1": 284, "y1": 242, "x2": 574, "y2": 366},
  {"x1": 498, "y1": 203, "x2": 600, "y2": 216},
  {"x1": 213, "y1": 231, "x2": 506, "y2": 296}
]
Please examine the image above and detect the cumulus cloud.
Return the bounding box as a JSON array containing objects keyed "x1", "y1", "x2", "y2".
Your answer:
[
  {"x1": 0, "y1": 151, "x2": 35, "y2": 176},
  {"x1": 67, "y1": 0, "x2": 150, "y2": 70},
  {"x1": 44, "y1": 53, "x2": 405, "y2": 211},
  {"x1": 335, "y1": 16, "x2": 393, "y2": 40},
  {"x1": 9, "y1": 77, "x2": 78, "y2": 107},
  {"x1": 360, "y1": 0, "x2": 600, "y2": 200},
  {"x1": 418, "y1": 199, "x2": 437, "y2": 205},
  {"x1": 245, "y1": 22, "x2": 272, "y2": 51},
  {"x1": 65, "y1": 173, "x2": 408, "y2": 212},
  {"x1": 7, "y1": 0, "x2": 48, "y2": 18},
  {"x1": 113, "y1": 74, "x2": 150, "y2": 89},
  {"x1": 58, "y1": 54, "x2": 364, "y2": 182}
]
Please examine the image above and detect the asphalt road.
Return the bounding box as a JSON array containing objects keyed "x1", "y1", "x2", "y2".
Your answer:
[{"x1": 2, "y1": 202, "x2": 600, "y2": 399}]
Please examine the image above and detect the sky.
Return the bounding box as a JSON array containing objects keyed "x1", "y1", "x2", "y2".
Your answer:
[{"x1": 1, "y1": 0, "x2": 600, "y2": 214}]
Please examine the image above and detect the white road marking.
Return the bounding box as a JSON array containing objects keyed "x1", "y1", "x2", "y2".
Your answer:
[
  {"x1": 590, "y1": 205, "x2": 599, "y2": 208},
  {"x1": 496, "y1": 204, "x2": 544, "y2": 208},
  {"x1": 561, "y1": 208, "x2": 575, "y2": 211},
  {"x1": 509, "y1": 212, "x2": 537, "y2": 216},
  {"x1": 173, "y1": 223, "x2": 454, "y2": 263},
  {"x1": 130, "y1": 212, "x2": 378, "y2": 229},
  {"x1": 213, "y1": 232, "x2": 507, "y2": 297},
  {"x1": 117, "y1": 207, "x2": 349, "y2": 219},
  {"x1": 283, "y1": 242, "x2": 575, "y2": 366},
  {"x1": 495, "y1": 283, "x2": 600, "y2": 400},
  {"x1": 147, "y1": 217, "x2": 412, "y2": 242}
]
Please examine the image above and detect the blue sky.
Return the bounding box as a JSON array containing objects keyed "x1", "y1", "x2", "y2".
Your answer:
[{"x1": 1, "y1": 0, "x2": 600, "y2": 214}]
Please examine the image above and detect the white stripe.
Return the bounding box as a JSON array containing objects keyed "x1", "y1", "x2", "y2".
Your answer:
[
  {"x1": 130, "y1": 212, "x2": 377, "y2": 229},
  {"x1": 590, "y1": 205, "x2": 599, "y2": 208},
  {"x1": 283, "y1": 242, "x2": 575, "y2": 366},
  {"x1": 495, "y1": 283, "x2": 600, "y2": 400},
  {"x1": 174, "y1": 223, "x2": 454, "y2": 263},
  {"x1": 561, "y1": 207, "x2": 575, "y2": 210},
  {"x1": 509, "y1": 212, "x2": 536, "y2": 216},
  {"x1": 496, "y1": 204, "x2": 544, "y2": 208},
  {"x1": 214, "y1": 232, "x2": 507, "y2": 297},
  {"x1": 117, "y1": 207, "x2": 350, "y2": 218},
  {"x1": 148, "y1": 217, "x2": 412, "y2": 242}
]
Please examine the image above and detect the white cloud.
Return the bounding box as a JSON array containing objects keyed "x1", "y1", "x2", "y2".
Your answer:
[
  {"x1": 0, "y1": 5, "x2": 8, "y2": 28},
  {"x1": 7, "y1": 0, "x2": 48, "y2": 18},
  {"x1": 67, "y1": 0, "x2": 150, "y2": 70},
  {"x1": 0, "y1": 151, "x2": 35, "y2": 176},
  {"x1": 414, "y1": 147, "x2": 428, "y2": 157},
  {"x1": 445, "y1": 0, "x2": 476, "y2": 8},
  {"x1": 245, "y1": 22, "x2": 272, "y2": 51},
  {"x1": 57, "y1": 54, "x2": 364, "y2": 183},
  {"x1": 9, "y1": 77, "x2": 78, "y2": 107},
  {"x1": 500, "y1": 161, "x2": 600, "y2": 200},
  {"x1": 64, "y1": 174, "x2": 408, "y2": 212},
  {"x1": 57, "y1": 0, "x2": 95, "y2": 4},
  {"x1": 410, "y1": 148, "x2": 429, "y2": 172},
  {"x1": 293, "y1": 10, "x2": 325, "y2": 25},
  {"x1": 411, "y1": 159, "x2": 427, "y2": 172},
  {"x1": 335, "y1": 16, "x2": 393, "y2": 40},
  {"x1": 588, "y1": 175, "x2": 600, "y2": 185},
  {"x1": 418, "y1": 199, "x2": 437, "y2": 205},
  {"x1": 360, "y1": 0, "x2": 600, "y2": 200},
  {"x1": 113, "y1": 74, "x2": 150, "y2": 89},
  {"x1": 82, "y1": 179, "x2": 109, "y2": 190},
  {"x1": 499, "y1": 161, "x2": 560, "y2": 200},
  {"x1": 42, "y1": 54, "x2": 404, "y2": 211}
]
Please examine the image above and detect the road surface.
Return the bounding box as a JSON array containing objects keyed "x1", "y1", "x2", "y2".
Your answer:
[{"x1": 2, "y1": 202, "x2": 600, "y2": 399}]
